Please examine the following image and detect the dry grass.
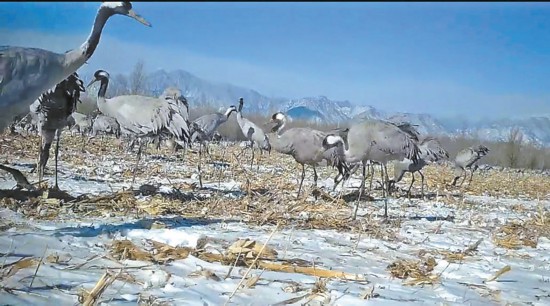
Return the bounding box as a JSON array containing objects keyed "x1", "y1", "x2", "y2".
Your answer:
[
  {"x1": 493, "y1": 222, "x2": 539, "y2": 249},
  {"x1": 387, "y1": 256, "x2": 440, "y2": 286}
]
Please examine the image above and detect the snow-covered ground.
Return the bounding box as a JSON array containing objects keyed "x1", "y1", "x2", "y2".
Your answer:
[{"x1": 1, "y1": 134, "x2": 550, "y2": 305}]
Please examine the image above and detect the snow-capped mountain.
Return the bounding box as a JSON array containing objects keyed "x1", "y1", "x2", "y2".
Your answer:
[{"x1": 104, "y1": 68, "x2": 550, "y2": 147}]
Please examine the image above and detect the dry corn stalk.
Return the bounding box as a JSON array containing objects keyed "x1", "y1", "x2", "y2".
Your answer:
[
  {"x1": 484, "y1": 265, "x2": 511, "y2": 283},
  {"x1": 226, "y1": 238, "x2": 278, "y2": 259},
  {"x1": 79, "y1": 269, "x2": 121, "y2": 306}
]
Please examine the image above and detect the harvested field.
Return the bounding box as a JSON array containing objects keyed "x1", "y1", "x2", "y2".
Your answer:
[{"x1": 1, "y1": 131, "x2": 549, "y2": 305}]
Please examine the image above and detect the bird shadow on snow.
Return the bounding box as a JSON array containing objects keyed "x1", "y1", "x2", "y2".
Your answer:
[{"x1": 53, "y1": 215, "x2": 232, "y2": 238}]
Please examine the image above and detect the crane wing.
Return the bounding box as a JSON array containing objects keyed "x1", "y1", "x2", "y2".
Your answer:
[
  {"x1": 420, "y1": 137, "x2": 449, "y2": 162},
  {"x1": 0, "y1": 46, "x2": 65, "y2": 128},
  {"x1": 106, "y1": 95, "x2": 190, "y2": 142}
]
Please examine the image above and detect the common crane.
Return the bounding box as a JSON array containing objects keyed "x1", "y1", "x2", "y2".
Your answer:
[
  {"x1": 28, "y1": 72, "x2": 86, "y2": 189},
  {"x1": 91, "y1": 114, "x2": 121, "y2": 138},
  {"x1": 451, "y1": 145, "x2": 490, "y2": 187},
  {"x1": 323, "y1": 119, "x2": 421, "y2": 219},
  {"x1": 87, "y1": 70, "x2": 191, "y2": 186},
  {"x1": 389, "y1": 136, "x2": 449, "y2": 198},
  {"x1": 268, "y1": 112, "x2": 349, "y2": 199},
  {"x1": 190, "y1": 105, "x2": 237, "y2": 155},
  {"x1": 0, "y1": 2, "x2": 150, "y2": 130},
  {"x1": 236, "y1": 98, "x2": 271, "y2": 168},
  {"x1": 68, "y1": 112, "x2": 93, "y2": 136}
]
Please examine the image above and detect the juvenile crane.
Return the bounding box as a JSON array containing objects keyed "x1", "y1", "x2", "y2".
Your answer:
[
  {"x1": 68, "y1": 112, "x2": 93, "y2": 136},
  {"x1": 28, "y1": 72, "x2": 86, "y2": 189},
  {"x1": 91, "y1": 114, "x2": 121, "y2": 139},
  {"x1": 0, "y1": 2, "x2": 150, "y2": 130},
  {"x1": 268, "y1": 112, "x2": 349, "y2": 198},
  {"x1": 86, "y1": 114, "x2": 122, "y2": 152},
  {"x1": 190, "y1": 105, "x2": 237, "y2": 155},
  {"x1": 389, "y1": 136, "x2": 449, "y2": 198},
  {"x1": 323, "y1": 119, "x2": 421, "y2": 219},
  {"x1": 451, "y1": 145, "x2": 490, "y2": 187},
  {"x1": 87, "y1": 70, "x2": 191, "y2": 186},
  {"x1": 236, "y1": 98, "x2": 271, "y2": 167}
]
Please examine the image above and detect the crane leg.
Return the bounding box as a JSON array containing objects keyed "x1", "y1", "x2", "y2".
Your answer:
[
  {"x1": 99, "y1": 135, "x2": 105, "y2": 152},
  {"x1": 368, "y1": 163, "x2": 375, "y2": 192},
  {"x1": 297, "y1": 164, "x2": 306, "y2": 199},
  {"x1": 131, "y1": 140, "x2": 144, "y2": 188},
  {"x1": 352, "y1": 161, "x2": 367, "y2": 220},
  {"x1": 250, "y1": 145, "x2": 255, "y2": 169},
  {"x1": 54, "y1": 130, "x2": 61, "y2": 190},
  {"x1": 381, "y1": 164, "x2": 389, "y2": 219},
  {"x1": 379, "y1": 164, "x2": 386, "y2": 197},
  {"x1": 383, "y1": 163, "x2": 390, "y2": 196},
  {"x1": 406, "y1": 172, "x2": 415, "y2": 196},
  {"x1": 37, "y1": 131, "x2": 55, "y2": 189},
  {"x1": 419, "y1": 170, "x2": 425, "y2": 199},
  {"x1": 313, "y1": 166, "x2": 318, "y2": 189},
  {"x1": 459, "y1": 169, "x2": 467, "y2": 187},
  {"x1": 467, "y1": 168, "x2": 475, "y2": 186}
]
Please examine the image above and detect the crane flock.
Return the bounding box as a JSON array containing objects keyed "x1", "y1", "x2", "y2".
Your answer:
[{"x1": 1, "y1": 1, "x2": 496, "y2": 221}]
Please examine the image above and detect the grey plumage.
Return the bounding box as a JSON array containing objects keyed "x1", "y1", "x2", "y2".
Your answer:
[
  {"x1": 190, "y1": 105, "x2": 237, "y2": 152},
  {"x1": 451, "y1": 145, "x2": 490, "y2": 186},
  {"x1": 87, "y1": 69, "x2": 191, "y2": 186},
  {"x1": 323, "y1": 118, "x2": 421, "y2": 219},
  {"x1": 0, "y1": 2, "x2": 150, "y2": 130},
  {"x1": 29, "y1": 72, "x2": 86, "y2": 189},
  {"x1": 87, "y1": 70, "x2": 190, "y2": 145},
  {"x1": 390, "y1": 136, "x2": 449, "y2": 197},
  {"x1": 68, "y1": 112, "x2": 93, "y2": 136},
  {"x1": 236, "y1": 98, "x2": 271, "y2": 167},
  {"x1": 268, "y1": 112, "x2": 348, "y2": 198},
  {"x1": 92, "y1": 114, "x2": 121, "y2": 138}
]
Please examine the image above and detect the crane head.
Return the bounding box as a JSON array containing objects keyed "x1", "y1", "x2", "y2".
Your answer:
[
  {"x1": 273, "y1": 112, "x2": 285, "y2": 121},
  {"x1": 322, "y1": 135, "x2": 344, "y2": 150},
  {"x1": 100, "y1": 2, "x2": 152, "y2": 27},
  {"x1": 87, "y1": 70, "x2": 110, "y2": 88}
]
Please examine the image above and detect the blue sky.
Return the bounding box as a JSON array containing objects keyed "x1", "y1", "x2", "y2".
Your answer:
[{"x1": 2, "y1": 2, "x2": 550, "y2": 119}]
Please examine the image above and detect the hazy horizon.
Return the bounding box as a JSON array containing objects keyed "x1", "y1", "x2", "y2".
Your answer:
[{"x1": 2, "y1": 2, "x2": 550, "y2": 120}]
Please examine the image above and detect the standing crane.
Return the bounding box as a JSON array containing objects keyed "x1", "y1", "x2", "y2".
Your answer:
[
  {"x1": 235, "y1": 98, "x2": 271, "y2": 168},
  {"x1": 389, "y1": 136, "x2": 449, "y2": 198},
  {"x1": 322, "y1": 119, "x2": 421, "y2": 219},
  {"x1": 87, "y1": 70, "x2": 191, "y2": 186},
  {"x1": 268, "y1": 112, "x2": 349, "y2": 198},
  {"x1": 451, "y1": 145, "x2": 490, "y2": 187},
  {"x1": 190, "y1": 105, "x2": 237, "y2": 156},
  {"x1": 0, "y1": 1, "x2": 150, "y2": 183},
  {"x1": 28, "y1": 72, "x2": 86, "y2": 189},
  {"x1": 0, "y1": 2, "x2": 150, "y2": 130}
]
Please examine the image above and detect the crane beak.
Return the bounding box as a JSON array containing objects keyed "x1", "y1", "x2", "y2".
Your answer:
[
  {"x1": 127, "y1": 9, "x2": 152, "y2": 27},
  {"x1": 86, "y1": 79, "x2": 98, "y2": 89}
]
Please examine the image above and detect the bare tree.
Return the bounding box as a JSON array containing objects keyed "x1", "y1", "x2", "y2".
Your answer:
[
  {"x1": 112, "y1": 73, "x2": 130, "y2": 96},
  {"x1": 505, "y1": 127, "x2": 523, "y2": 168},
  {"x1": 129, "y1": 59, "x2": 148, "y2": 95}
]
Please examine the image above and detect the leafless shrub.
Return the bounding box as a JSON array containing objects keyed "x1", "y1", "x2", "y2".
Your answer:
[
  {"x1": 129, "y1": 59, "x2": 148, "y2": 95},
  {"x1": 505, "y1": 127, "x2": 523, "y2": 168}
]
